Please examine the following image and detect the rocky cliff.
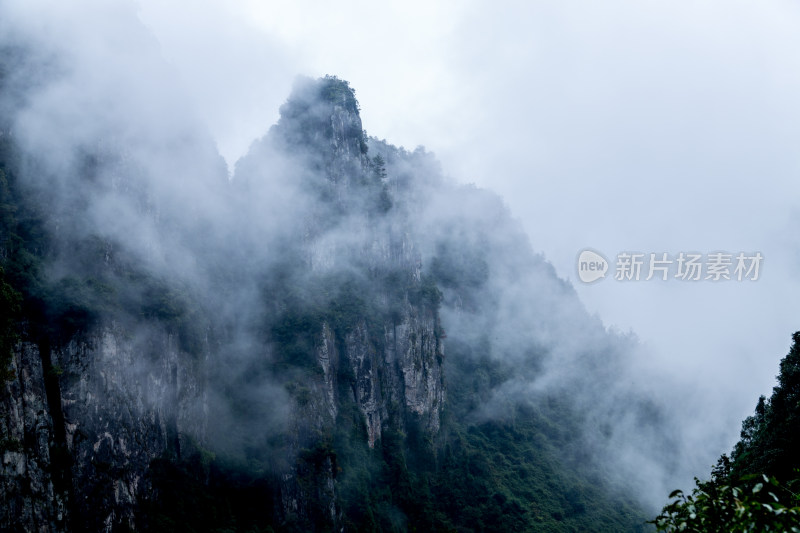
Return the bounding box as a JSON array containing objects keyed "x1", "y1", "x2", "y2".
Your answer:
[
  {"x1": 238, "y1": 76, "x2": 447, "y2": 526},
  {"x1": 0, "y1": 22, "x2": 661, "y2": 527},
  {"x1": 1, "y1": 327, "x2": 207, "y2": 532},
  {"x1": 0, "y1": 75, "x2": 447, "y2": 532}
]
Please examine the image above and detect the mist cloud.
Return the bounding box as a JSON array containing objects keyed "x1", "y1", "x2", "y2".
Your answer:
[{"x1": 2, "y1": 0, "x2": 793, "y2": 515}]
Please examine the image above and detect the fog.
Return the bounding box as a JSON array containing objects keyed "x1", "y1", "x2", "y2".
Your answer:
[
  {"x1": 131, "y1": 1, "x2": 800, "y2": 438},
  {"x1": 136, "y1": 0, "x2": 800, "y2": 462},
  {"x1": 2, "y1": 0, "x2": 798, "y2": 514}
]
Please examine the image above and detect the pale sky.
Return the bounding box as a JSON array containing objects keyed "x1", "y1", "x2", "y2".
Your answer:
[{"x1": 133, "y1": 0, "x2": 800, "y2": 450}]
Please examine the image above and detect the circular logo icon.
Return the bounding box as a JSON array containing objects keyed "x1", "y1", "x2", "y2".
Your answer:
[{"x1": 577, "y1": 249, "x2": 608, "y2": 283}]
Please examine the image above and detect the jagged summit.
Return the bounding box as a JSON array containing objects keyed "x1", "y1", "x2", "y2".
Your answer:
[
  {"x1": 284, "y1": 75, "x2": 361, "y2": 115},
  {"x1": 271, "y1": 75, "x2": 368, "y2": 180},
  {"x1": 236, "y1": 75, "x2": 390, "y2": 217}
]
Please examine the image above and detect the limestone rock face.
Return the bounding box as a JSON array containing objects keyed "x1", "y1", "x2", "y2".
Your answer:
[
  {"x1": 0, "y1": 326, "x2": 207, "y2": 532},
  {"x1": 0, "y1": 76, "x2": 446, "y2": 531},
  {"x1": 0, "y1": 343, "x2": 64, "y2": 533},
  {"x1": 266, "y1": 77, "x2": 447, "y2": 526},
  {"x1": 56, "y1": 328, "x2": 207, "y2": 531}
]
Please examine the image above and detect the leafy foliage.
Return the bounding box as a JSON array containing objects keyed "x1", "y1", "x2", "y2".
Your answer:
[
  {"x1": 731, "y1": 331, "x2": 800, "y2": 480},
  {"x1": 652, "y1": 472, "x2": 800, "y2": 532},
  {"x1": 654, "y1": 332, "x2": 800, "y2": 531},
  {"x1": 320, "y1": 75, "x2": 360, "y2": 114}
]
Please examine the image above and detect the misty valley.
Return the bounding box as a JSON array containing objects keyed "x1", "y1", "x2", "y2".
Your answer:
[{"x1": 1, "y1": 10, "x2": 800, "y2": 533}]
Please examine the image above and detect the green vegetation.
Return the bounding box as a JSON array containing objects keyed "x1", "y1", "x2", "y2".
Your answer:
[
  {"x1": 140, "y1": 452, "x2": 278, "y2": 533},
  {"x1": 0, "y1": 72, "x2": 658, "y2": 532},
  {"x1": 431, "y1": 339, "x2": 647, "y2": 532},
  {"x1": 730, "y1": 332, "x2": 800, "y2": 481},
  {"x1": 408, "y1": 273, "x2": 443, "y2": 311},
  {"x1": 320, "y1": 75, "x2": 360, "y2": 114},
  {"x1": 1, "y1": 135, "x2": 206, "y2": 353},
  {"x1": 0, "y1": 436, "x2": 23, "y2": 453},
  {"x1": 653, "y1": 471, "x2": 800, "y2": 532},
  {"x1": 366, "y1": 154, "x2": 392, "y2": 215},
  {"x1": 266, "y1": 267, "x2": 439, "y2": 372},
  {"x1": 431, "y1": 414, "x2": 647, "y2": 532},
  {"x1": 151, "y1": 392, "x2": 647, "y2": 532},
  {"x1": 653, "y1": 332, "x2": 800, "y2": 531},
  {"x1": 0, "y1": 266, "x2": 21, "y2": 383}
]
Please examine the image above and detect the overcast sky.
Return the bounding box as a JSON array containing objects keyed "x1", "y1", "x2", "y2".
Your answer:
[{"x1": 130, "y1": 0, "x2": 800, "y2": 451}]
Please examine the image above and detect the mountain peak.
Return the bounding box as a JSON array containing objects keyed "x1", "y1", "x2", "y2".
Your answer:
[
  {"x1": 262, "y1": 75, "x2": 370, "y2": 192},
  {"x1": 276, "y1": 75, "x2": 366, "y2": 152}
]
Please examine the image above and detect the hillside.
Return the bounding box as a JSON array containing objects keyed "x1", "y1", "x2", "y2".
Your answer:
[{"x1": 0, "y1": 27, "x2": 668, "y2": 531}]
